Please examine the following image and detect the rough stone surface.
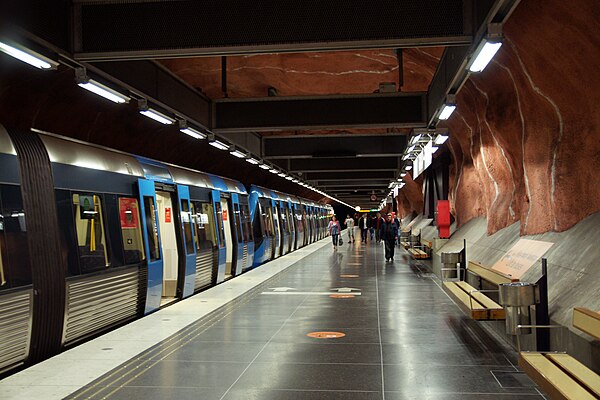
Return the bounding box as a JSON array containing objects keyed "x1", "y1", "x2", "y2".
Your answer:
[{"x1": 443, "y1": 0, "x2": 600, "y2": 235}]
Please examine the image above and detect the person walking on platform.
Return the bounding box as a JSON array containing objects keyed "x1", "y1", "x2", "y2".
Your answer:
[
  {"x1": 344, "y1": 214, "x2": 355, "y2": 243},
  {"x1": 380, "y1": 213, "x2": 398, "y2": 262},
  {"x1": 328, "y1": 215, "x2": 341, "y2": 250},
  {"x1": 358, "y1": 214, "x2": 369, "y2": 243},
  {"x1": 374, "y1": 212, "x2": 385, "y2": 243}
]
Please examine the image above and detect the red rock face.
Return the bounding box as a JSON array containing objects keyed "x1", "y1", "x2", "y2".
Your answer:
[
  {"x1": 442, "y1": 0, "x2": 600, "y2": 235},
  {"x1": 160, "y1": 48, "x2": 443, "y2": 99},
  {"x1": 396, "y1": 174, "x2": 423, "y2": 219}
]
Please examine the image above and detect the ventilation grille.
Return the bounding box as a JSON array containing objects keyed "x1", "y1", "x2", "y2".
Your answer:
[
  {"x1": 80, "y1": 0, "x2": 465, "y2": 53},
  {"x1": 0, "y1": 289, "x2": 33, "y2": 373},
  {"x1": 241, "y1": 244, "x2": 249, "y2": 271},
  {"x1": 63, "y1": 267, "x2": 141, "y2": 345},
  {"x1": 194, "y1": 249, "x2": 214, "y2": 292}
]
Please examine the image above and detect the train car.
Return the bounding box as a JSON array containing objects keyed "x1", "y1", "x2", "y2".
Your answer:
[{"x1": 0, "y1": 126, "x2": 255, "y2": 375}]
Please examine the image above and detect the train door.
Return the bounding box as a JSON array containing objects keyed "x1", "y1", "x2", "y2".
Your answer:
[
  {"x1": 279, "y1": 204, "x2": 288, "y2": 256},
  {"x1": 138, "y1": 178, "x2": 162, "y2": 314},
  {"x1": 271, "y1": 202, "x2": 281, "y2": 259},
  {"x1": 230, "y1": 194, "x2": 244, "y2": 276},
  {"x1": 155, "y1": 190, "x2": 179, "y2": 306},
  {"x1": 211, "y1": 191, "x2": 227, "y2": 283},
  {"x1": 176, "y1": 185, "x2": 196, "y2": 298},
  {"x1": 220, "y1": 197, "x2": 235, "y2": 280},
  {"x1": 286, "y1": 203, "x2": 294, "y2": 252}
]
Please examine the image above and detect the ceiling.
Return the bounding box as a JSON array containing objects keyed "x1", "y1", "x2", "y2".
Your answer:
[{"x1": 1, "y1": 0, "x2": 520, "y2": 208}]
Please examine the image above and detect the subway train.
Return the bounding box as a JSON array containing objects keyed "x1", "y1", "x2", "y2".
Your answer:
[{"x1": 0, "y1": 125, "x2": 333, "y2": 375}]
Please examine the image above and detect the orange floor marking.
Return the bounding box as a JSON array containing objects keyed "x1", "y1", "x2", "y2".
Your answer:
[
  {"x1": 339, "y1": 274, "x2": 359, "y2": 278},
  {"x1": 307, "y1": 331, "x2": 346, "y2": 339},
  {"x1": 329, "y1": 294, "x2": 355, "y2": 299}
]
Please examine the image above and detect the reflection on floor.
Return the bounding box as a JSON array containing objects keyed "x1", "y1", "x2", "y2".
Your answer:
[{"x1": 1, "y1": 239, "x2": 546, "y2": 400}]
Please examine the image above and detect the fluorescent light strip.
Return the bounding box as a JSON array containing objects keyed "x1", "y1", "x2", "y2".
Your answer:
[
  {"x1": 431, "y1": 146, "x2": 439, "y2": 153},
  {"x1": 246, "y1": 158, "x2": 260, "y2": 165},
  {"x1": 438, "y1": 105, "x2": 456, "y2": 120},
  {"x1": 285, "y1": 176, "x2": 293, "y2": 180},
  {"x1": 405, "y1": 165, "x2": 413, "y2": 171},
  {"x1": 209, "y1": 139, "x2": 229, "y2": 151},
  {"x1": 78, "y1": 79, "x2": 129, "y2": 104},
  {"x1": 180, "y1": 127, "x2": 207, "y2": 139},
  {"x1": 269, "y1": 168, "x2": 279, "y2": 174},
  {"x1": 469, "y1": 41, "x2": 502, "y2": 73},
  {"x1": 0, "y1": 41, "x2": 57, "y2": 70},
  {"x1": 140, "y1": 108, "x2": 175, "y2": 125},
  {"x1": 410, "y1": 134, "x2": 421, "y2": 145},
  {"x1": 434, "y1": 135, "x2": 449, "y2": 145},
  {"x1": 229, "y1": 149, "x2": 247, "y2": 158},
  {"x1": 407, "y1": 144, "x2": 416, "y2": 153},
  {"x1": 278, "y1": 173, "x2": 287, "y2": 178},
  {"x1": 400, "y1": 173, "x2": 406, "y2": 177}
]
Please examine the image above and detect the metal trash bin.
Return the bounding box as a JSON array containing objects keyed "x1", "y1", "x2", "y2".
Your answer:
[
  {"x1": 499, "y1": 282, "x2": 540, "y2": 335},
  {"x1": 440, "y1": 252, "x2": 462, "y2": 280}
]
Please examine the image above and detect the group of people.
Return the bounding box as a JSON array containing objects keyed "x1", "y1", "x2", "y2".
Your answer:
[{"x1": 328, "y1": 212, "x2": 400, "y2": 262}]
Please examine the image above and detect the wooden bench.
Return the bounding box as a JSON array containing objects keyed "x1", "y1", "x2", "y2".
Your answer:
[
  {"x1": 407, "y1": 247, "x2": 428, "y2": 259},
  {"x1": 442, "y1": 261, "x2": 518, "y2": 320},
  {"x1": 519, "y1": 308, "x2": 600, "y2": 400}
]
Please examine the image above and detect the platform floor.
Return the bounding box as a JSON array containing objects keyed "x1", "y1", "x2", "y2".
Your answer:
[{"x1": 1, "y1": 239, "x2": 547, "y2": 399}]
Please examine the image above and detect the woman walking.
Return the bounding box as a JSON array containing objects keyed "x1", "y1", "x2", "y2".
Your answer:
[{"x1": 328, "y1": 215, "x2": 341, "y2": 250}]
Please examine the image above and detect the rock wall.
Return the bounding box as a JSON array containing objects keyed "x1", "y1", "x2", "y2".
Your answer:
[{"x1": 442, "y1": 0, "x2": 600, "y2": 235}]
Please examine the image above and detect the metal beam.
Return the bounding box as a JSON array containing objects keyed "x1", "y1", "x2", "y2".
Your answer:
[
  {"x1": 73, "y1": 0, "x2": 470, "y2": 61},
  {"x1": 304, "y1": 171, "x2": 396, "y2": 181},
  {"x1": 263, "y1": 135, "x2": 406, "y2": 159},
  {"x1": 214, "y1": 93, "x2": 426, "y2": 132},
  {"x1": 315, "y1": 180, "x2": 390, "y2": 188},
  {"x1": 288, "y1": 157, "x2": 400, "y2": 173}
]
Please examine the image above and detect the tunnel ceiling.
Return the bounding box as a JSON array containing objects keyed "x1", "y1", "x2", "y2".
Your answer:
[{"x1": 0, "y1": 0, "x2": 518, "y2": 208}]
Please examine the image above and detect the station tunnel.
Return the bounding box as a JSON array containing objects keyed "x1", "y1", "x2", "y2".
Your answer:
[{"x1": 0, "y1": 0, "x2": 599, "y2": 399}]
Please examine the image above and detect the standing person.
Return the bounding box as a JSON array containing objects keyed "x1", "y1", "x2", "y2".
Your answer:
[
  {"x1": 328, "y1": 215, "x2": 341, "y2": 250},
  {"x1": 358, "y1": 214, "x2": 369, "y2": 243},
  {"x1": 374, "y1": 212, "x2": 384, "y2": 243},
  {"x1": 344, "y1": 214, "x2": 355, "y2": 243},
  {"x1": 380, "y1": 213, "x2": 399, "y2": 262},
  {"x1": 392, "y1": 212, "x2": 400, "y2": 245}
]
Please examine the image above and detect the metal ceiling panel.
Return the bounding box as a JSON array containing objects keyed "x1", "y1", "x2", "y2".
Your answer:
[
  {"x1": 214, "y1": 93, "x2": 426, "y2": 132},
  {"x1": 74, "y1": 0, "x2": 469, "y2": 60}
]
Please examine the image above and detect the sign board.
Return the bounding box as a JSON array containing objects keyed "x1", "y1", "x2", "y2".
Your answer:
[
  {"x1": 222, "y1": 209, "x2": 228, "y2": 221},
  {"x1": 492, "y1": 239, "x2": 554, "y2": 279},
  {"x1": 119, "y1": 198, "x2": 139, "y2": 229},
  {"x1": 165, "y1": 208, "x2": 172, "y2": 223},
  {"x1": 370, "y1": 194, "x2": 377, "y2": 201}
]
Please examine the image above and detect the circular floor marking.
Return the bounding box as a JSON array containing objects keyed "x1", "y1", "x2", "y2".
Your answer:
[
  {"x1": 307, "y1": 331, "x2": 346, "y2": 339},
  {"x1": 330, "y1": 294, "x2": 355, "y2": 299},
  {"x1": 340, "y1": 274, "x2": 359, "y2": 278}
]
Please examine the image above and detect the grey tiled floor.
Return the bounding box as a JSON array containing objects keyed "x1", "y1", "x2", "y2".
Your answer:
[{"x1": 67, "y1": 242, "x2": 546, "y2": 400}]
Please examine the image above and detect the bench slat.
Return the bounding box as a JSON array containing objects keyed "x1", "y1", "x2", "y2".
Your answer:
[
  {"x1": 455, "y1": 281, "x2": 504, "y2": 314},
  {"x1": 442, "y1": 282, "x2": 488, "y2": 320},
  {"x1": 573, "y1": 307, "x2": 600, "y2": 340},
  {"x1": 547, "y1": 354, "x2": 600, "y2": 397},
  {"x1": 519, "y1": 353, "x2": 597, "y2": 400},
  {"x1": 468, "y1": 261, "x2": 515, "y2": 285}
]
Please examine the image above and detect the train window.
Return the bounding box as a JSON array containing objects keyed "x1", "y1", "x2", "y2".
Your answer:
[
  {"x1": 191, "y1": 202, "x2": 217, "y2": 251},
  {"x1": 280, "y1": 206, "x2": 288, "y2": 234},
  {"x1": 118, "y1": 197, "x2": 145, "y2": 264},
  {"x1": 214, "y1": 202, "x2": 225, "y2": 248},
  {"x1": 233, "y1": 203, "x2": 243, "y2": 243},
  {"x1": 253, "y1": 203, "x2": 265, "y2": 242},
  {"x1": 264, "y1": 207, "x2": 274, "y2": 237},
  {"x1": 143, "y1": 196, "x2": 161, "y2": 261},
  {"x1": 72, "y1": 193, "x2": 109, "y2": 272},
  {"x1": 0, "y1": 185, "x2": 32, "y2": 291},
  {"x1": 180, "y1": 199, "x2": 195, "y2": 254},
  {"x1": 295, "y1": 209, "x2": 304, "y2": 233}
]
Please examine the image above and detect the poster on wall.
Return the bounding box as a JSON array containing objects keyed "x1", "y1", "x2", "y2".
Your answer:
[{"x1": 492, "y1": 239, "x2": 554, "y2": 279}]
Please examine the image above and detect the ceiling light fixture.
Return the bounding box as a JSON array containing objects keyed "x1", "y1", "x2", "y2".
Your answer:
[
  {"x1": 0, "y1": 40, "x2": 58, "y2": 70},
  {"x1": 229, "y1": 147, "x2": 247, "y2": 159},
  {"x1": 246, "y1": 157, "x2": 260, "y2": 165},
  {"x1": 467, "y1": 24, "x2": 503, "y2": 73},
  {"x1": 138, "y1": 100, "x2": 176, "y2": 124},
  {"x1": 178, "y1": 120, "x2": 207, "y2": 139},
  {"x1": 76, "y1": 70, "x2": 130, "y2": 104},
  {"x1": 438, "y1": 95, "x2": 456, "y2": 121},
  {"x1": 207, "y1": 134, "x2": 230, "y2": 151},
  {"x1": 434, "y1": 135, "x2": 449, "y2": 145}
]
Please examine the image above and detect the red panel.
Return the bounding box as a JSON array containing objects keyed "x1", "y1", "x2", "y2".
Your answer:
[{"x1": 437, "y1": 200, "x2": 450, "y2": 238}]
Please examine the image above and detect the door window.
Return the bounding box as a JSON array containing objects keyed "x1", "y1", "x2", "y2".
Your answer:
[
  {"x1": 191, "y1": 202, "x2": 217, "y2": 251},
  {"x1": 73, "y1": 193, "x2": 109, "y2": 272},
  {"x1": 118, "y1": 197, "x2": 145, "y2": 264},
  {"x1": 180, "y1": 199, "x2": 195, "y2": 254},
  {"x1": 233, "y1": 203, "x2": 243, "y2": 243},
  {"x1": 143, "y1": 196, "x2": 161, "y2": 261},
  {"x1": 214, "y1": 201, "x2": 225, "y2": 248}
]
